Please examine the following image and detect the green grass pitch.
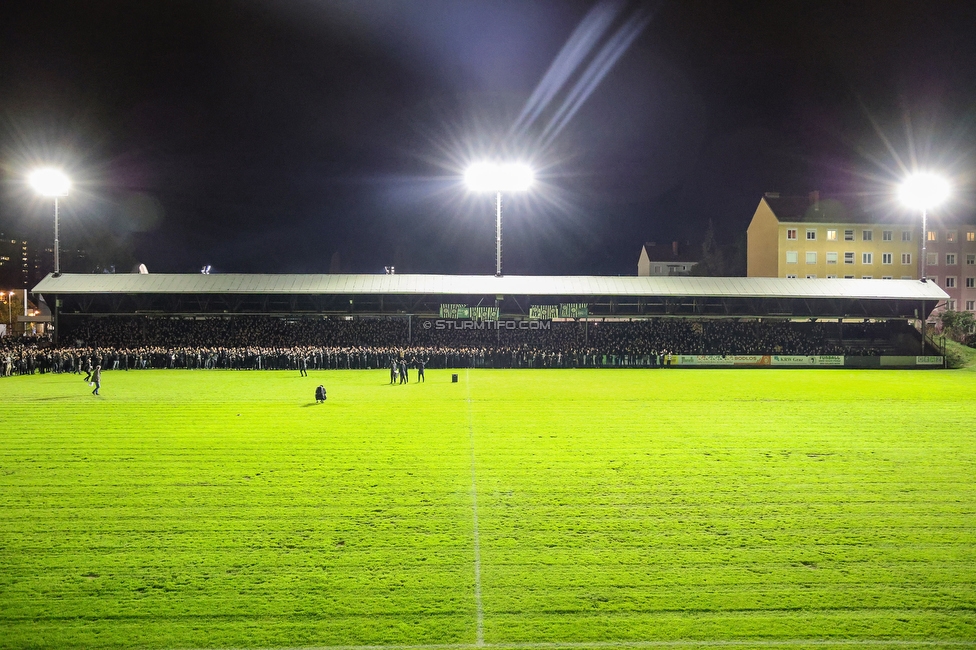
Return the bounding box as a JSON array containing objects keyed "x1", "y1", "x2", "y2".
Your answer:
[{"x1": 1, "y1": 368, "x2": 975, "y2": 649}]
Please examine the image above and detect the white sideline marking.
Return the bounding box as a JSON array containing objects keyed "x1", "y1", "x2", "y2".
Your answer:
[
  {"x1": 191, "y1": 638, "x2": 975, "y2": 650},
  {"x1": 465, "y1": 368, "x2": 484, "y2": 646}
]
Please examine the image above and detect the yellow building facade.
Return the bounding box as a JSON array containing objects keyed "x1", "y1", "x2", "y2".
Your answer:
[{"x1": 747, "y1": 194, "x2": 919, "y2": 280}]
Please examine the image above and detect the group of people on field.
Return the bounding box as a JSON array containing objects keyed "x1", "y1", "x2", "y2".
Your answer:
[{"x1": 389, "y1": 356, "x2": 426, "y2": 384}]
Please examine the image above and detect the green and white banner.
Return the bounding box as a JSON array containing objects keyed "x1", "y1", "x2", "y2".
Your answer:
[
  {"x1": 469, "y1": 307, "x2": 499, "y2": 321},
  {"x1": 439, "y1": 304, "x2": 469, "y2": 319},
  {"x1": 559, "y1": 303, "x2": 589, "y2": 318},
  {"x1": 529, "y1": 305, "x2": 559, "y2": 320}
]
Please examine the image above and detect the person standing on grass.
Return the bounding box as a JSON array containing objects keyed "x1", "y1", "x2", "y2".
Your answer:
[
  {"x1": 83, "y1": 357, "x2": 93, "y2": 382},
  {"x1": 90, "y1": 365, "x2": 101, "y2": 396},
  {"x1": 399, "y1": 358, "x2": 407, "y2": 384},
  {"x1": 417, "y1": 357, "x2": 426, "y2": 383},
  {"x1": 299, "y1": 355, "x2": 308, "y2": 377},
  {"x1": 390, "y1": 358, "x2": 397, "y2": 384}
]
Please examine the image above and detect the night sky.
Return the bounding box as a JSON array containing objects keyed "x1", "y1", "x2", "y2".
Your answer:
[{"x1": 1, "y1": 0, "x2": 975, "y2": 276}]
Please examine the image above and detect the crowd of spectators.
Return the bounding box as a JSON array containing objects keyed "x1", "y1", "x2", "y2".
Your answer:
[{"x1": 1, "y1": 315, "x2": 915, "y2": 377}]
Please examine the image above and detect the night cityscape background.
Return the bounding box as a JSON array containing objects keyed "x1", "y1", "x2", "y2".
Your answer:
[{"x1": 2, "y1": 0, "x2": 975, "y2": 279}]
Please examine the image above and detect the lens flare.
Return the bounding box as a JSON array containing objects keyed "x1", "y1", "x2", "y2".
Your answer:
[
  {"x1": 28, "y1": 168, "x2": 71, "y2": 197},
  {"x1": 898, "y1": 173, "x2": 950, "y2": 210},
  {"x1": 465, "y1": 163, "x2": 534, "y2": 192}
]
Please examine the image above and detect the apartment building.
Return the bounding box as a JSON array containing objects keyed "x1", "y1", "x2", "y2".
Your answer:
[
  {"x1": 748, "y1": 192, "x2": 919, "y2": 281},
  {"x1": 748, "y1": 192, "x2": 976, "y2": 314},
  {"x1": 921, "y1": 223, "x2": 976, "y2": 314}
]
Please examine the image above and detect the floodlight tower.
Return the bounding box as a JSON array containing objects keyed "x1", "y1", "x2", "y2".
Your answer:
[
  {"x1": 465, "y1": 162, "x2": 534, "y2": 276},
  {"x1": 28, "y1": 168, "x2": 71, "y2": 276},
  {"x1": 898, "y1": 172, "x2": 950, "y2": 281}
]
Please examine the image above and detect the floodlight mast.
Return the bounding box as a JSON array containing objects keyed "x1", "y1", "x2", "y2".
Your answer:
[
  {"x1": 898, "y1": 172, "x2": 950, "y2": 355},
  {"x1": 28, "y1": 169, "x2": 71, "y2": 276},
  {"x1": 494, "y1": 191, "x2": 502, "y2": 277},
  {"x1": 898, "y1": 172, "x2": 950, "y2": 282},
  {"x1": 465, "y1": 162, "x2": 533, "y2": 277}
]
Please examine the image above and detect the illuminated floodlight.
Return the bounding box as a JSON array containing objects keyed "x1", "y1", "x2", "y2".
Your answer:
[
  {"x1": 465, "y1": 162, "x2": 534, "y2": 193},
  {"x1": 464, "y1": 162, "x2": 535, "y2": 277},
  {"x1": 29, "y1": 167, "x2": 72, "y2": 277},
  {"x1": 898, "y1": 173, "x2": 949, "y2": 211},
  {"x1": 898, "y1": 173, "x2": 950, "y2": 283},
  {"x1": 28, "y1": 168, "x2": 71, "y2": 197}
]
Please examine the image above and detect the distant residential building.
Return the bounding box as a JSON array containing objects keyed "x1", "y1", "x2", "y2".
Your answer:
[
  {"x1": 0, "y1": 231, "x2": 89, "y2": 288},
  {"x1": 747, "y1": 191, "x2": 976, "y2": 315},
  {"x1": 638, "y1": 241, "x2": 698, "y2": 276},
  {"x1": 0, "y1": 232, "x2": 30, "y2": 288},
  {"x1": 921, "y1": 223, "x2": 976, "y2": 315}
]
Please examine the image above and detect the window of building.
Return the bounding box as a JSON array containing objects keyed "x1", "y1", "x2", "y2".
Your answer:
[
  {"x1": 902, "y1": 253, "x2": 912, "y2": 265},
  {"x1": 967, "y1": 300, "x2": 975, "y2": 311},
  {"x1": 806, "y1": 274, "x2": 817, "y2": 279},
  {"x1": 967, "y1": 231, "x2": 975, "y2": 242},
  {"x1": 862, "y1": 275, "x2": 873, "y2": 279},
  {"x1": 945, "y1": 276, "x2": 956, "y2": 288},
  {"x1": 786, "y1": 228, "x2": 797, "y2": 240},
  {"x1": 844, "y1": 275, "x2": 854, "y2": 279},
  {"x1": 806, "y1": 251, "x2": 817, "y2": 264},
  {"x1": 826, "y1": 274, "x2": 837, "y2": 279},
  {"x1": 947, "y1": 253, "x2": 957, "y2": 265},
  {"x1": 826, "y1": 252, "x2": 838, "y2": 264},
  {"x1": 882, "y1": 275, "x2": 893, "y2": 279},
  {"x1": 927, "y1": 230, "x2": 938, "y2": 242},
  {"x1": 786, "y1": 251, "x2": 798, "y2": 264},
  {"x1": 862, "y1": 229, "x2": 873, "y2": 241},
  {"x1": 862, "y1": 252, "x2": 873, "y2": 264},
  {"x1": 902, "y1": 230, "x2": 912, "y2": 242},
  {"x1": 806, "y1": 229, "x2": 817, "y2": 240},
  {"x1": 948, "y1": 300, "x2": 956, "y2": 310},
  {"x1": 786, "y1": 274, "x2": 797, "y2": 279},
  {"x1": 930, "y1": 276, "x2": 938, "y2": 285},
  {"x1": 882, "y1": 230, "x2": 893, "y2": 241},
  {"x1": 966, "y1": 277, "x2": 975, "y2": 288},
  {"x1": 653, "y1": 265, "x2": 661, "y2": 273},
  {"x1": 947, "y1": 231, "x2": 957, "y2": 243},
  {"x1": 927, "y1": 252, "x2": 938, "y2": 266},
  {"x1": 844, "y1": 252, "x2": 855, "y2": 264},
  {"x1": 844, "y1": 229, "x2": 855, "y2": 241},
  {"x1": 826, "y1": 229, "x2": 837, "y2": 241},
  {"x1": 968, "y1": 254, "x2": 976, "y2": 266},
  {"x1": 882, "y1": 253, "x2": 893, "y2": 264}
]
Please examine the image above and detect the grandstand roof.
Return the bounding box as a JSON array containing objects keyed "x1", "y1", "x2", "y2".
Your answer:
[{"x1": 33, "y1": 272, "x2": 948, "y2": 301}]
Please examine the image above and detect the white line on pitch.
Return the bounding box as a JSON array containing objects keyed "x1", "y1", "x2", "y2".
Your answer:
[{"x1": 465, "y1": 368, "x2": 484, "y2": 646}]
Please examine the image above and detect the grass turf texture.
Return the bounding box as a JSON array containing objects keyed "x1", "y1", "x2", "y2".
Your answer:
[{"x1": 1, "y1": 369, "x2": 974, "y2": 649}]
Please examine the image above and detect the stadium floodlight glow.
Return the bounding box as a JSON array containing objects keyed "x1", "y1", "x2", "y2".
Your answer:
[
  {"x1": 28, "y1": 168, "x2": 71, "y2": 197},
  {"x1": 465, "y1": 162, "x2": 534, "y2": 192},
  {"x1": 465, "y1": 162, "x2": 534, "y2": 276},
  {"x1": 29, "y1": 168, "x2": 71, "y2": 277},
  {"x1": 898, "y1": 173, "x2": 949, "y2": 211},
  {"x1": 898, "y1": 173, "x2": 950, "y2": 281}
]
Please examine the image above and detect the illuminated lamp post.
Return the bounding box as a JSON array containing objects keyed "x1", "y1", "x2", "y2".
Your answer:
[
  {"x1": 28, "y1": 168, "x2": 71, "y2": 277},
  {"x1": 465, "y1": 162, "x2": 534, "y2": 277},
  {"x1": 898, "y1": 172, "x2": 950, "y2": 282},
  {"x1": 899, "y1": 172, "x2": 950, "y2": 355}
]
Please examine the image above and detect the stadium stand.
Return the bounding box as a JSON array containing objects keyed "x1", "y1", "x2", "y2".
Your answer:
[
  {"x1": 0, "y1": 315, "x2": 931, "y2": 376},
  {"x1": 0, "y1": 272, "x2": 945, "y2": 376}
]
